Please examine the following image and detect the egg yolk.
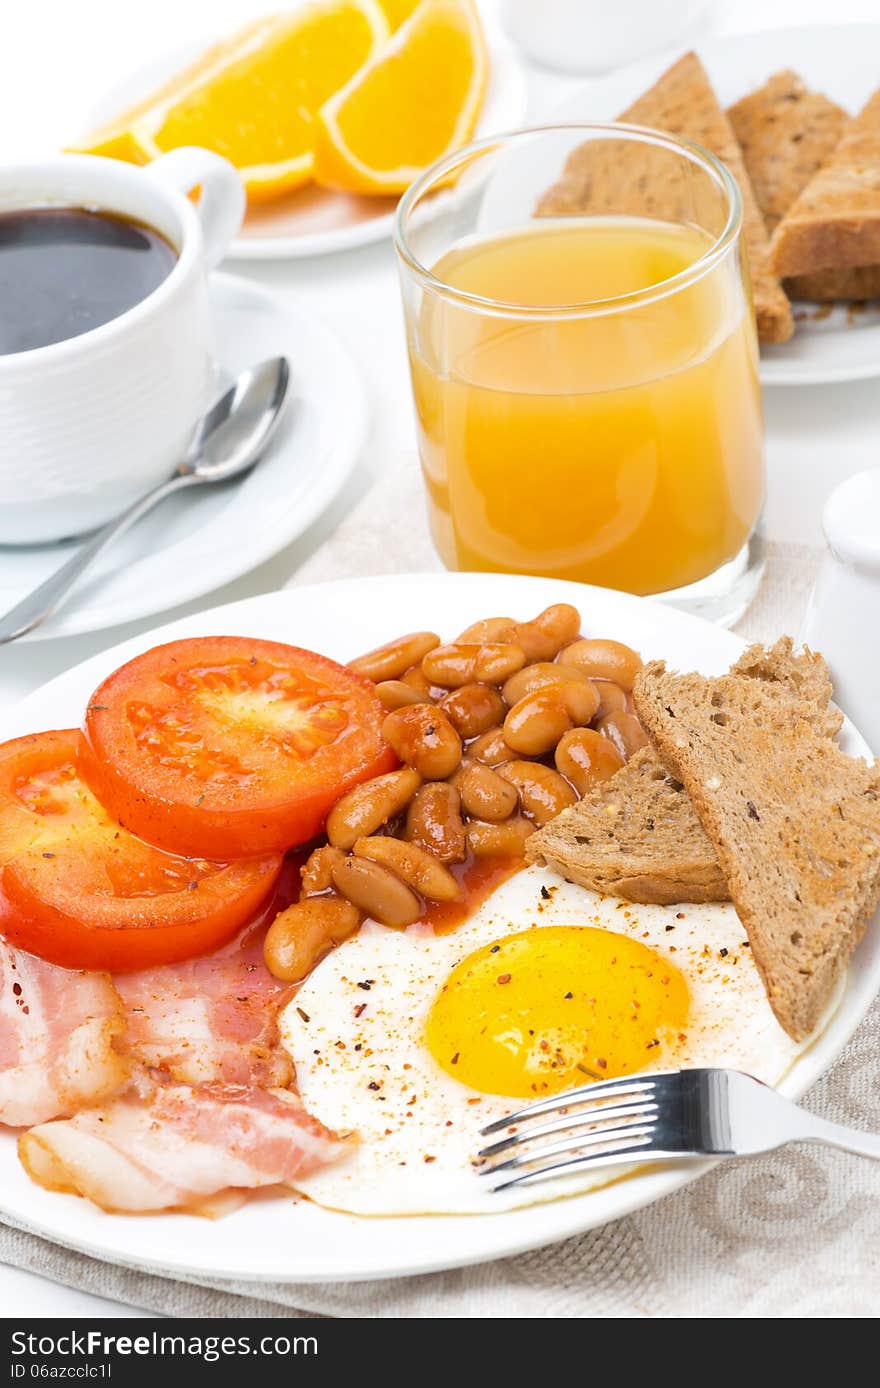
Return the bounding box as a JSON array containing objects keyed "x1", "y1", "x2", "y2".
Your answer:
[{"x1": 425, "y1": 926, "x2": 689, "y2": 1098}]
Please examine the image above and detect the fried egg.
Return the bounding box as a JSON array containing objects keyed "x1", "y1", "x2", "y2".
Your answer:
[{"x1": 279, "y1": 866, "x2": 832, "y2": 1215}]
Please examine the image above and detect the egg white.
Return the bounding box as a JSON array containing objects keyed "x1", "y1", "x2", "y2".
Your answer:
[{"x1": 280, "y1": 866, "x2": 827, "y2": 1216}]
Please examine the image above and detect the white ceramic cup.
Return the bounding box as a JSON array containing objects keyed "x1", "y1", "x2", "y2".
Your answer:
[
  {"x1": 500, "y1": 0, "x2": 720, "y2": 76},
  {"x1": 0, "y1": 149, "x2": 245, "y2": 544}
]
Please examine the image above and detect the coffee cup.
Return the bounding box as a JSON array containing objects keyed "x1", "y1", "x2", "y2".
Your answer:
[{"x1": 0, "y1": 148, "x2": 245, "y2": 544}]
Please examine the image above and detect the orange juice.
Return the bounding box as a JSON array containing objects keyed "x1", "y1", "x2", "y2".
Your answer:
[{"x1": 407, "y1": 217, "x2": 764, "y2": 595}]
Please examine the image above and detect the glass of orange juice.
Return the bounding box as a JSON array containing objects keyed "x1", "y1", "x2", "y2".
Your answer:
[{"x1": 394, "y1": 124, "x2": 765, "y2": 623}]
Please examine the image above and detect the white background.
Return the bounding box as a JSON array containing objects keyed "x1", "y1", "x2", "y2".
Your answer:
[{"x1": 0, "y1": 0, "x2": 877, "y2": 1316}]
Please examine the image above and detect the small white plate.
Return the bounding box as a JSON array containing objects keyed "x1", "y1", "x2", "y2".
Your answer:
[
  {"x1": 0, "y1": 571, "x2": 877, "y2": 1284},
  {"x1": 553, "y1": 24, "x2": 880, "y2": 387},
  {"x1": 0, "y1": 273, "x2": 367, "y2": 641},
  {"x1": 86, "y1": 33, "x2": 527, "y2": 262}
]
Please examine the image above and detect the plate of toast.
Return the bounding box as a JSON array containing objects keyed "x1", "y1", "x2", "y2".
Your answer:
[{"x1": 554, "y1": 23, "x2": 880, "y2": 385}]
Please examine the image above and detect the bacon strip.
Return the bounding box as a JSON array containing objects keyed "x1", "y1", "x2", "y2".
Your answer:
[
  {"x1": 114, "y1": 925, "x2": 292, "y2": 1088},
  {"x1": 0, "y1": 942, "x2": 127, "y2": 1127},
  {"x1": 19, "y1": 1079, "x2": 347, "y2": 1213}
]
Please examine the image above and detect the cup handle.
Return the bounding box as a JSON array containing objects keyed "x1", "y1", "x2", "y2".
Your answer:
[{"x1": 145, "y1": 146, "x2": 245, "y2": 268}]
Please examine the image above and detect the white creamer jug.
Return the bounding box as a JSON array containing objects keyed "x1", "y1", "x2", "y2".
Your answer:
[{"x1": 801, "y1": 469, "x2": 880, "y2": 754}]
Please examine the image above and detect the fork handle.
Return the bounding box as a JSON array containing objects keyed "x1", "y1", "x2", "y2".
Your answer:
[{"x1": 802, "y1": 1115, "x2": 880, "y2": 1160}]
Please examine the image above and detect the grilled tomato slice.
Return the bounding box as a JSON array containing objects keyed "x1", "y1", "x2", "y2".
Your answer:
[
  {"x1": 79, "y1": 637, "x2": 397, "y2": 857},
  {"x1": 0, "y1": 729, "x2": 281, "y2": 971}
]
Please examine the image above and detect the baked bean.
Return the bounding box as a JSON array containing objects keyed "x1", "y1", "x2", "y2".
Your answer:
[
  {"x1": 469, "y1": 727, "x2": 516, "y2": 767},
  {"x1": 422, "y1": 643, "x2": 526, "y2": 688},
  {"x1": 498, "y1": 761, "x2": 577, "y2": 826},
  {"x1": 326, "y1": 767, "x2": 421, "y2": 849},
  {"x1": 512, "y1": 604, "x2": 581, "y2": 660},
  {"x1": 454, "y1": 758, "x2": 518, "y2": 822},
  {"x1": 375, "y1": 679, "x2": 425, "y2": 711},
  {"x1": 502, "y1": 661, "x2": 594, "y2": 706},
  {"x1": 559, "y1": 638, "x2": 643, "y2": 691},
  {"x1": 458, "y1": 606, "x2": 580, "y2": 661},
  {"x1": 400, "y1": 664, "x2": 435, "y2": 699},
  {"x1": 440, "y1": 683, "x2": 506, "y2": 739},
  {"x1": 456, "y1": 617, "x2": 516, "y2": 643},
  {"x1": 597, "y1": 711, "x2": 649, "y2": 761},
  {"x1": 382, "y1": 704, "x2": 462, "y2": 780},
  {"x1": 331, "y1": 854, "x2": 422, "y2": 928},
  {"x1": 300, "y1": 844, "x2": 347, "y2": 896},
  {"x1": 591, "y1": 679, "x2": 628, "y2": 721},
  {"x1": 555, "y1": 728, "x2": 625, "y2": 795},
  {"x1": 503, "y1": 682, "x2": 600, "y2": 756},
  {"x1": 467, "y1": 815, "x2": 536, "y2": 857},
  {"x1": 348, "y1": 631, "x2": 440, "y2": 683},
  {"x1": 264, "y1": 896, "x2": 361, "y2": 983},
  {"x1": 405, "y1": 782, "x2": 467, "y2": 862},
  {"x1": 354, "y1": 836, "x2": 459, "y2": 902}
]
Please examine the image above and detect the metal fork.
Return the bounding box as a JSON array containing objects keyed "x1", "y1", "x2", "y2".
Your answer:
[{"x1": 477, "y1": 1069, "x2": 880, "y2": 1192}]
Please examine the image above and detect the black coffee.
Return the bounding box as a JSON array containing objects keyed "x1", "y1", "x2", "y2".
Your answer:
[{"x1": 0, "y1": 207, "x2": 178, "y2": 354}]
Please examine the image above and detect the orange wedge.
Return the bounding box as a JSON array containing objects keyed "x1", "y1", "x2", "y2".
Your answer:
[
  {"x1": 68, "y1": 21, "x2": 275, "y2": 165},
  {"x1": 312, "y1": 0, "x2": 488, "y2": 195},
  {"x1": 75, "y1": 3, "x2": 390, "y2": 200}
]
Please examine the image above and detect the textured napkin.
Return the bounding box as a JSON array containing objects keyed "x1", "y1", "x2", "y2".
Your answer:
[{"x1": 2, "y1": 457, "x2": 877, "y2": 1318}]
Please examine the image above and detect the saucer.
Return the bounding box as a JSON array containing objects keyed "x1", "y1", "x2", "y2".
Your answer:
[{"x1": 0, "y1": 273, "x2": 367, "y2": 641}]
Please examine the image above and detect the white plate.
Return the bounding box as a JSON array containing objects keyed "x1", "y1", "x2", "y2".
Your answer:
[
  {"x1": 553, "y1": 24, "x2": 880, "y2": 387},
  {"x1": 0, "y1": 570, "x2": 877, "y2": 1284},
  {"x1": 86, "y1": 33, "x2": 527, "y2": 261},
  {"x1": 0, "y1": 273, "x2": 367, "y2": 641}
]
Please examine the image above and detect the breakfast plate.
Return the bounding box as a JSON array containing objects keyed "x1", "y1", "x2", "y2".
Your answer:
[
  {"x1": 0, "y1": 273, "x2": 367, "y2": 641},
  {"x1": 0, "y1": 570, "x2": 877, "y2": 1284},
  {"x1": 84, "y1": 30, "x2": 526, "y2": 262},
  {"x1": 553, "y1": 23, "x2": 880, "y2": 387}
]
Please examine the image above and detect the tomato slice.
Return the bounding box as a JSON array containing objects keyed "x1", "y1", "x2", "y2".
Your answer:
[
  {"x1": 0, "y1": 730, "x2": 282, "y2": 972},
  {"x1": 79, "y1": 637, "x2": 397, "y2": 858}
]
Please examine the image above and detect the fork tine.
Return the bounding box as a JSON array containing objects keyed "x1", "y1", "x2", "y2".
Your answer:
[
  {"x1": 479, "y1": 1074, "x2": 661, "y2": 1136},
  {"x1": 477, "y1": 1098, "x2": 659, "y2": 1158},
  {"x1": 479, "y1": 1120, "x2": 656, "y2": 1178},
  {"x1": 490, "y1": 1140, "x2": 675, "y2": 1192}
]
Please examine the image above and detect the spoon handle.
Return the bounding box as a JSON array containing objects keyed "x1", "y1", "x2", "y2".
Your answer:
[{"x1": 0, "y1": 473, "x2": 189, "y2": 645}]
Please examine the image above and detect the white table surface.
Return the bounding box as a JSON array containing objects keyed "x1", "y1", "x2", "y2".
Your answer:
[{"x1": 0, "y1": 0, "x2": 877, "y2": 1318}]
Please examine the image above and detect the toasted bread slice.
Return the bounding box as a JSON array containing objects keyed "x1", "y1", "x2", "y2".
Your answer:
[
  {"x1": 537, "y1": 53, "x2": 793, "y2": 344},
  {"x1": 526, "y1": 745, "x2": 727, "y2": 904},
  {"x1": 785, "y1": 265, "x2": 880, "y2": 301},
  {"x1": 728, "y1": 637, "x2": 841, "y2": 736},
  {"x1": 728, "y1": 72, "x2": 880, "y2": 301},
  {"x1": 632, "y1": 658, "x2": 880, "y2": 1041},
  {"x1": 728, "y1": 70, "x2": 848, "y2": 236},
  {"x1": 770, "y1": 89, "x2": 880, "y2": 276},
  {"x1": 527, "y1": 639, "x2": 839, "y2": 908},
  {"x1": 614, "y1": 54, "x2": 794, "y2": 344}
]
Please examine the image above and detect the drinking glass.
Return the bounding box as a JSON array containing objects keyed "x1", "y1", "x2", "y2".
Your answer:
[{"x1": 394, "y1": 123, "x2": 765, "y2": 624}]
